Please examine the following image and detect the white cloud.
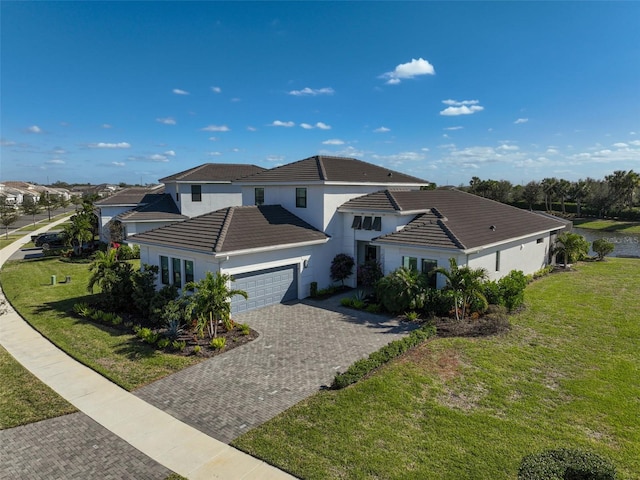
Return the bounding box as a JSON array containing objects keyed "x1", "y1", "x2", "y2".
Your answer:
[
  {"x1": 629, "y1": 140, "x2": 640, "y2": 146},
  {"x1": 319, "y1": 146, "x2": 365, "y2": 158},
  {"x1": 112, "y1": 162, "x2": 126, "y2": 167},
  {"x1": 288, "y1": 87, "x2": 335, "y2": 96},
  {"x1": 372, "y1": 151, "x2": 427, "y2": 163},
  {"x1": 323, "y1": 139, "x2": 345, "y2": 145},
  {"x1": 440, "y1": 100, "x2": 484, "y2": 116},
  {"x1": 157, "y1": 117, "x2": 176, "y2": 125},
  {"x1": 201, "y1": 125, "x2": 230, "y2": 132},
  {"x1": 102, "y1": 124, "x2": 112, "y2": 129},
  {"x1": 149, "y1": 154, "x2": 170, "y2": 162},
  {"x1": 209, "y1": 137, "x2": 218, "y2": 141},
  {"x1": 211, "y1": 86, "x2": 221, "y2": 93},
  {"x1": 164, "y1": 150, "x2": 176, "y2": 156},
  {"x1": 1, "y1": 139, "x2": 16, "y2": 146},
  {"x1": 301, "y1": 122, "x2": 331, "y2": 130},
  {"x1": 444, "y1": 126, "x2": 464, "y2": 131},
  {"x1": 269, "y1": 120, "x2": 295, "y2": 127},
  {"x1": 247, "y1": 126, "x2": 257, "y2": 132},
  {"x1": 514, "y1": 118, "x2": 529, "y2": 124},
  {"x1": 266, "y1": 154, "x2": 286, "y2": 162},
  {"x1": 88, "y1": 142, "x2": 131, "y2": 149},
  {"x1": 52, "y1": 148, "x2": 66, "y2": 154},
  {"x1": 374, "y1": 126, "x2": 390, "y2": 133},
  {"x1": 173, "y1": 88, "x2": 189, "y2": 95},
  {"x1": 497, "y1": 144, "x2": 519, "y2": 151},
  {"x1": 27, "y1": 125, "x2": 42, "y2": 133},
  {"x1": 380, "y1": 58, "x2": 435, "y2": 85},
  {"x1": 208, "y1": 151, "x2": 222, "y2": 156},
  {"x1": 46, "y1": 159, "x2": 65, "y2": 165},
  {"x1": 612, "y1": 142, "x2": 628, "y2": 148}
]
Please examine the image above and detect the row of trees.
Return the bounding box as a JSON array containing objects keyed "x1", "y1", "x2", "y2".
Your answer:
[{"x1": 466, "y1": 170, "x2": 640, "y2": 219}]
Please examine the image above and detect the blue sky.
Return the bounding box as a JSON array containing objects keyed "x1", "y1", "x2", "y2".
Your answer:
[{"x1": 1, "y1": 1, "x2": 639, "y2": 187}]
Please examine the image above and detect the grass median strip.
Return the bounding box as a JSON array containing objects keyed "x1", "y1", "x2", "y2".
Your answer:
[{"x1": 233, "y1": 258, "x2": 640, "y2": 479}]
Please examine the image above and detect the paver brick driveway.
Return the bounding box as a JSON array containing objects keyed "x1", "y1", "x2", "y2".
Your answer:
[{"x1": 135, "y1": 296, "x2": 414, "y2": 443}]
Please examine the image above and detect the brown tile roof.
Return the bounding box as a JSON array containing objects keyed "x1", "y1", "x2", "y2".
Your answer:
[
  {"x1": 159, "y1": 163, "x2": 266, "y2": 183},
  {"x1": 345, "y1": 189, "x2": 567, "y2": 250},
  {"x1": 95, "y1": 186, "x2": 164, "y2": 206},
  {"x1": 237, "y1": 156, "x2": 428, "y2": 184},
  {"x1": 116, "y1": 194, "x2": 186, "y2": 223},
  {"x1": 130, "y1": 205, "x2": 328, "y2": 254}
]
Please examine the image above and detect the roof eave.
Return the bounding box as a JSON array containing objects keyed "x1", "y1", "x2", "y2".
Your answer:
[
  {"x1": 459, "y1": 226, "x2": 568, "y2": 253},
  {"x1": 216, "y1": 237, "x2": 330, "y2": 258}
]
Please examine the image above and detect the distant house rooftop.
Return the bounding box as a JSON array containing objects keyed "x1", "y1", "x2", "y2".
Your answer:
[{"x1": 95, "y1": 185, "x2": 165, "y2": 206}]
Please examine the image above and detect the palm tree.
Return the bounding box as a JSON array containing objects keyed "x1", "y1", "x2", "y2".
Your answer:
[
  {"x1": 553, "y1": 232, "x2": 590, "y2": 268},
  {"x1": 434, "y1": 258, "x2": 488, "y2": 321},
  {"x1": 64, "y1": 214, "x2": 94, "y2": 255},
  {"x1": 185, "y1": 272, "x2": 248, "y2": 339},
  {"x1": 541, "y1": 177, "x2": 558, "y2": 211},
  {"x1": 87, "y1": 248, "x2": 120, "y2": 294}
]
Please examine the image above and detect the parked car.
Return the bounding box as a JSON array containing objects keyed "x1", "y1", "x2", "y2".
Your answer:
[{"x1": 34, "y1": 232, "x2": 66, "y2": 249}]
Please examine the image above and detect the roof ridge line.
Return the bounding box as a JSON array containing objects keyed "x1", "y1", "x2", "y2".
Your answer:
[
  {"x1": 316, "y1": 156, "x2": 328, "y2": 181},
  {"x1": 385, "y1": 190, "x2": 402, "y2": 210},
  {"x1": 437, "y1": 218, "x2": 465, "y2": 249},
  {"x1": 176, "y1": 163, "x2": 210, "y2": 181},
  {"x1": 215, "y1": 207, "x2": 234, "y2": 252}
]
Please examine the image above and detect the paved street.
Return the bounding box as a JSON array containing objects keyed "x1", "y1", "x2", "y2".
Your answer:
[{"x1": 135, "y1": 296, "x2": 414, "y2": 443}]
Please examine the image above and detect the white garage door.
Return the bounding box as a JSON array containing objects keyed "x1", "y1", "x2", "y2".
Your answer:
[{"x1": 230, "y1": 265, "x2": 298, "y2": 314}]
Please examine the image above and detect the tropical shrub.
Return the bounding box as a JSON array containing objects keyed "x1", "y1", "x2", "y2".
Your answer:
[
  {"x1": 499, "y1": 270, "x2": 528, "y2": 311},
  {"x1": 518, "y1": 448, "x2": 616, "y2": 480},
  {"x1": 554, "y1": 232, "x2": 590, "y2": 267},
  {"x1": 171, "y1": 340, "x2": 186, "y2": 351},
  {"x1": 157, "y1": 338, "x2": 170, "y2": 349},
  {"x1": 357, "y1": 259, "x2": 383, "y2": 289},
  {"x1": 423, "y1": 288, "x2": 456, "y2": 318},
  {"x1": 149, "y1": 284, "x2": 179, "y2": 327},
  {"x1": 434, "y1": 258, "x2": 488, "y2": 320},
  {"x1": 376, "y1": 267, "x2": 427, "y2": 314},
  {"x1": 330, "y1": 253, "x2": 355, "y2": 285},
  {"x1": 239, "y1": 323, "x2": 251, "y2": 335},
  {"x1": 365, "y1": 303, "x2": 382, "y2": 314},
  {"x1": 210, "y1": 337, "x2": 226, "y2": 350},
  {"x1": 405, "y1": 311, "x2": 420, "y2": 321},
  {"x1": 592, "y1": 238, "x2": 614, "y2": 261}
]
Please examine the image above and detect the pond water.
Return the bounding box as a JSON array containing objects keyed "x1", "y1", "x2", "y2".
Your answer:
[{"x1": 573, "y1": 227, "x2": 640, "y2": 258}]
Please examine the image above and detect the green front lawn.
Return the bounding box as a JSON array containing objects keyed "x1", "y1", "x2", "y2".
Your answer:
[
  {"x1": 573, "y1": 218, "x2": 640, "y2": 234},
  {"x1": 0, "y1": 345, "x2": 77, "y2": 429},
  {"x1": 0, "y1": 258, "x2": 202, "y2": 390},
  {"x1": 233, "y1": 258, "x2": 640, "y2": 479}
]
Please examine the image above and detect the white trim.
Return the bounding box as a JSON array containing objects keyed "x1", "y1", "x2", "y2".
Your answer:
[{"x1": 219, "y1": 238, "x2": 329, "y2": 257}]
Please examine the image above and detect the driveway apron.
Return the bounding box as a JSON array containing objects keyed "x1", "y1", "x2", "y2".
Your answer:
[{"x1": 134, "y1": 297, "x2": 414, "y2": 443}]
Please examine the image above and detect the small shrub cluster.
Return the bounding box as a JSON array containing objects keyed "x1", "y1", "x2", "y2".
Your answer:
[
  {"x1": 312, "y1": 284, "x2": 345, "y2": 298},
  {"x1": 330, "y1": 253, "x2": 355, "y2": 285},
  {"x1": 332, "y1": 324, "x2": 437, "y2": 389},
  {"x1": 518, "y1": 448, "x2": 616, "y2": 480},
  {"x1": 115, "y1": 243, "x2": 140, "y2": 260},
  {"x1": 529, "y1": 265, "x2": 555, "y2": 281},
  {"x1": 210, "y1": 337, "x2": 226, "y2": 350},
  {"x1": 73, "y1": 302, "x2": 123, "y2": 326},
  {"x1": 482, "y1": 270, "x2": 528, "y2": 312}
]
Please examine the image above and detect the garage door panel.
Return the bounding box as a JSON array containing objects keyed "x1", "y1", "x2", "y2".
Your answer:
[{"x1": 231, "y1": 265, "x2": 297, "y2": 314}]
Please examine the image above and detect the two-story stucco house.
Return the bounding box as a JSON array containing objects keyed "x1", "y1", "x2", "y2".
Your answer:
[{"x1": 130, "y1": 155, "x2": 568, "y2": 313}]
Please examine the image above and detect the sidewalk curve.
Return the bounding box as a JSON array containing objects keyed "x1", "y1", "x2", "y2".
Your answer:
[{"x1": 0, "y1": 219, "x2": 296, "y2": 480}]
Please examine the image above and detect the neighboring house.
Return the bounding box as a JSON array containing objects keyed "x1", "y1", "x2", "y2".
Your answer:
[
  {"x1": 131, "y1": 155, "x2": 568, "y2": 313},
  {"x1": 95, "y1": 185, "x2": 174, "y2": 242},
  {"x1": 339, "y1": 189, "x2": 568, "y2": 288},
  {"x1": 159, "y1": 163, "x2": 266, "y2": 218}
]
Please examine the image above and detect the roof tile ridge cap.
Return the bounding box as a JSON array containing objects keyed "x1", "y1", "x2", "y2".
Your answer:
[
  {"x1": 385, "y1": 190, "x2": 402, "y2": 211},
  {"x1": 215, "y1": 207, "x2": 234, "y2": 253},
  {"x1": 316, "y1": 155, "x2": 328, "y2": 181},
  {"x1": 437, "y1": 218, "x2": 465, "y2": 249}
]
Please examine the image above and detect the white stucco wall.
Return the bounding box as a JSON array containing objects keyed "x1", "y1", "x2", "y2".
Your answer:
[
  {"x1": 97, "y1": 205, "x2": 137, "y2": 242},
  {"x1": 172, "y1": 183, "x2": 242, "y2": 217},
  {"x1": 124, "y1": 220, "x2": 180, "y2": 239}
]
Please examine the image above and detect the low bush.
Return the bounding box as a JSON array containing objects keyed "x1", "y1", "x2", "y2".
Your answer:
[
  {"x1": 171, "y1": 340, "x2": 186, "y2": 351},
  {"x1": 332, "y1": 324, "x2": 436, "y2": 389},
  {"x1": 518, "y1": 448, "x2": 616, "y2": 480},
  {"x1": 405, "y1": 311, "x2": 420, "y2": 321},
  {"x1": 310, "y1": 281, "x2": 318, "y2": 297},
  {"x1": 376, "y1": 267, "x2": 428, "y2": 314},
  {"x1": 365, "y1": 303, "x2": 382, "y2": 314},
  {"x1": 157, "y1": 338, "x2": 170, "y2": 349},
  {"x1": 210, "y1": 337, "x2": 226, "y2": 350},
  {"x1": 239, "y1": 323, "x2": 251, "y2": 335}
]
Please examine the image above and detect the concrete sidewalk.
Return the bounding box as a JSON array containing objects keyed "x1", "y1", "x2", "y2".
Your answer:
[{"x1": 0, "y1": 220, "x2": 295, "y2": 480}]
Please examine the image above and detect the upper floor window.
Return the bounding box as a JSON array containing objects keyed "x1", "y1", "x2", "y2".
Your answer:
[
  {"x1": 296, "y1": 188, "x2": 307, "y2": 208},
  {"x1": 255, "y1": 187, "x2": 265, "y2": 206},
  {"x1": 191, "y1": 185, "x2": 202, "y2": 202}
]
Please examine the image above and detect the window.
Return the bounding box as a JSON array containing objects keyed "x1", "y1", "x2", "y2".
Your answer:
[
  {"x1": 172, "y1": 257, "x2": 182, "y2": 286},
  {"x1": 296, "y1": 188, "x2": 307, "y2": 208},
  {"x1": 362, "y1": 216, "x2": 373, "y2": 230},
  {"x1": 184, "y1": 260, "x2": 194, "y2": 288},
  {"x1": 191, "y1": 185, "x2": 202, "y2": 202},
  {"x1": 351, "y1": 216, "x2": 362, "y2": 229},
  {"x1": 402, "y1": 256, "x2": 418, "y2": 271},
  {"x1": 175, "y1": 192, "x2": 179, "y2": 202},
  {"x1": 422, "y1": 259, "x2": 438, "y2": 289},
  {"x1": 255, "y1": 187, "x2": 265, "y2": 206},
  {"x1": 372, "y1": 216, "x2": 382, "y2": 231},
  {"x1": 495, "y1": 251, "x2": 501, "y2": 272},
  {"x1": 537, "y1": 237, "x2": 544, "y2": 244},
  {"x1": 160, "y1": 256, "x2": 169, "y2": 285}
]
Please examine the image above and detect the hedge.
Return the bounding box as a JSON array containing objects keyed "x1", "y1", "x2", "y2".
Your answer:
[
  {"x1": 331, "y1": 324, "x2": 436, "y2": 389},
  {"x1": 518, "y1": 448, "x2": 616, "y2": 480}
]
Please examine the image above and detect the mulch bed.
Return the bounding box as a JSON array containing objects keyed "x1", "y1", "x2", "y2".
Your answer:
[{"x1": 175, "y1": 325, "x2": 260, "y2": 358}]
